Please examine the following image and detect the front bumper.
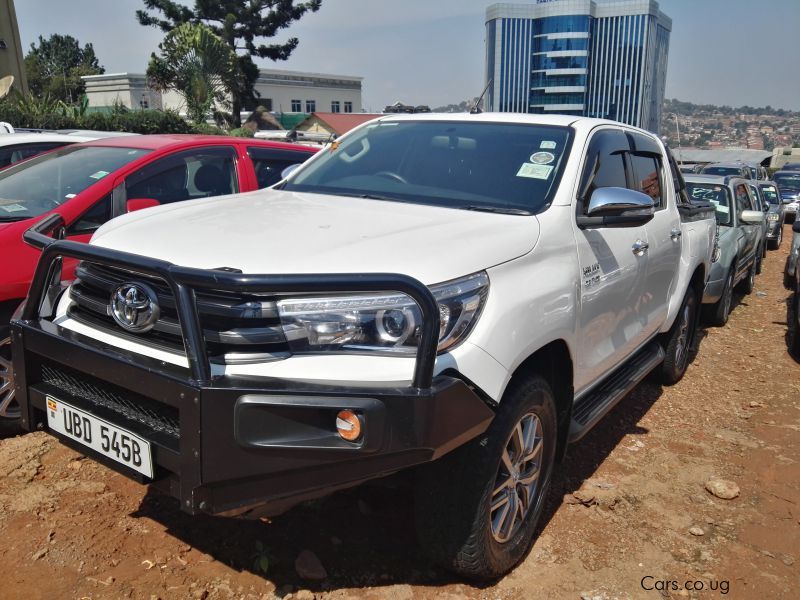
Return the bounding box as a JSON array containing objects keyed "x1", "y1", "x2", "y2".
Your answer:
[
  {"x1": 767, "y1": 220, "x2": 783, "y2": 238},
  {"x1": 13, "y1": 320, "x2": 492, "y2": 516},
  {"x1": 12, "y1": 215, "x2": 494, "y2": 517}
]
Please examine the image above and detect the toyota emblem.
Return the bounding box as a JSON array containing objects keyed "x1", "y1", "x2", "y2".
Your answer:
[{"x1": 109, "y1": 282, "x2": 160, "y2": 333}]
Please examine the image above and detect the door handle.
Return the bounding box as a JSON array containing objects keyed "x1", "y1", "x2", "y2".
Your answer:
[
  {"x1": 632, "y1": 239, "x2": 649, "y2": 255},
  {"x1": 670, "y1": 228, "x2": 682, "y2": 240}
]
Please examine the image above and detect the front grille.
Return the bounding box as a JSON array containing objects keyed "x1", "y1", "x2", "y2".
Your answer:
[
  {"x1": 40, "y1": 362, "x2": 180, "y2": 442},
  {"x1": 68, "y1": 262, "x2": 290, "y2": 363}
]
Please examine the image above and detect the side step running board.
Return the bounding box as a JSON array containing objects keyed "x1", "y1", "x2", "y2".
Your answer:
[{"x1": 568, "y1": 342, "x2": 664, "y2": 443}]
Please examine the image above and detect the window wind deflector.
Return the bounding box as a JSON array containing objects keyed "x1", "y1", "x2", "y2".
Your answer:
[{"x1": 459, "y1": 205, "x2": 532, "y2": 216}]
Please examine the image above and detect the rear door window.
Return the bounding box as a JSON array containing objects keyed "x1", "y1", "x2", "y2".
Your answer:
[
  {"x1": 126, "y1": 146, "x2": 238, "y2": 206},
  {"x1": 247, "y1": 146, "x2": 313, "y2": 189}
]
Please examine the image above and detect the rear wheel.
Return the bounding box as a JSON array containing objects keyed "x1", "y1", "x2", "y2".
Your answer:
[
  {"x1": 415, "y1": 374, "x2": 557, "y2": 580},
  {"x1": 660, "y1": 286, "x2": 698, "y2": 385}
]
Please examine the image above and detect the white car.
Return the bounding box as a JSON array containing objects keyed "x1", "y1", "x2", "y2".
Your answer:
[
  {"x1": 0, "y1": 131, "x2": 99, "y2": 169},
  {"x1": 13, "y1": 113, "x2": 716, "y2": 580},
  {"x1": 0, "y1": 128, "x2": 137, "y2": 169}
]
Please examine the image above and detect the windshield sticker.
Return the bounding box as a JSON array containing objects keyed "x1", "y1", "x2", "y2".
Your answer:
[
  {"x1": 540, "y1": 140, "x2": 557, "y2": 150},
  {"x1": 517, "y1": 163, "x2": 553, "y2": 179},
  {"x1": 530, "y1": 151, "x2": 555, "y2": 165},
  {"x1": 715, "y1": 204, "x2": 730, "y2": 214},
  {"x1": 0, "y1": 203, "x2": 27, "y2": 213},
  {"x1": 89, "y1": 170, "x2": 110, "y2": 180}
]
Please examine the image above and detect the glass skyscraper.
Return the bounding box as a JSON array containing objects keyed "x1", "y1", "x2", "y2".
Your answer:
[{"x1": 485, "y1": 0, "x2": 671, "y2": 132}]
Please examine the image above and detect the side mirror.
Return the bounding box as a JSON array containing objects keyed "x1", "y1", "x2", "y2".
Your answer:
[
  {"x1": 793, "y1": 220, "x2": 800, "y2": 234},
  {"x1": 280, "y1": 164, "x2": 302, "y2": 180},
  {"x1": 577, "y1": 187, "x2": 655, "y2": 228},
  {"x1": 740, "y1": 209, "x2": 765, "y2": 224},
  {"x1": 763, "y1": 203, "x2": 770, "y2": 213},
  {"x1": 127, "y1": 198, "x2": 160, "y2": 212},
  {"x1": 586, "y1": 187, "x2": 655, "y2": 216}
]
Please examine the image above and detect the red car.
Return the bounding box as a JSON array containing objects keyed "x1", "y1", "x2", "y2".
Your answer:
[{"x1": 0, "y1": 134, "x2": 317, "y2": 422}]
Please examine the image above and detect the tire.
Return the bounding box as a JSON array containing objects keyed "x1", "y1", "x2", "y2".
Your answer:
[
  {"x1": 0, "y1": 324, "x2": 21, "y2": 424},
  {"x1": 704, "y1": 269, "x2": 734, "y2": 327},
  {"x1": 790, "y1": 292, "x2": 800, "y2": 358},
  {"x1": 660, "y1": 286, "x2": 698, "y2": 385},
  {"x1": 737, "y1": 259, "x2": 756, "y2": 295},
  {"x1": 414, "y1": 374, "x2": 557, "y2": 580},
  {"x1": 769, "y1": 226, "x2": 782, "y2": 250}
]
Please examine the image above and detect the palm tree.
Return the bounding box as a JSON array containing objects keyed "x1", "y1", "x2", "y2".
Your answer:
[{"x1": 147, "y1": 23, "x2": 238, "y2": 125}]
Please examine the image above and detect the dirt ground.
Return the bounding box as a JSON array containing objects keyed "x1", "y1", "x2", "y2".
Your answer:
[{"x1": 1, "y1": 224, "x2": 798, "y2": 600}]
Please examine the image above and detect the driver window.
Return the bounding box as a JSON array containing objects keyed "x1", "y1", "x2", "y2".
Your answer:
[
  {"x1": 578, "y1": 129, "x2": 629, "y2": 213},
  {"x1": 734, "y1": 184, "x2": 752, "y2": 218}
]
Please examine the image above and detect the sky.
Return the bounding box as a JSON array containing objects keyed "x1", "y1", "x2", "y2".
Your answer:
[{"x1": 13, "y1": 0, "x2": 800, "y2": 112}]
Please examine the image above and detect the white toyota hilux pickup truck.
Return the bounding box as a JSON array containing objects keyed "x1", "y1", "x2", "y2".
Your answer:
[{"x1": 13, "y1": 113, "x2": 716, "y2": 579}]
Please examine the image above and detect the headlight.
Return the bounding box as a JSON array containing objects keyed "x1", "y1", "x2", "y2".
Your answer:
[
  {"x1": 768, "y1": 213, "x2": 780, "y2": 221},
  {"x1": 278, "y1": 272, "x2": 489, "y2": 355}
]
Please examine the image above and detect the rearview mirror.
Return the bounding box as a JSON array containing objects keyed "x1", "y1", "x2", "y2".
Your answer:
[
  {"x1": 740, "y1": 209, "x2": 765, "y2": 224},
  {"x1": 127, "y1": 198, "x2": 160, "y2": 213}
]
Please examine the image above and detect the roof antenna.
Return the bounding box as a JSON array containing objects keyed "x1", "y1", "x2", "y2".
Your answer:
[{"x1": 470, "y1": 79, "x2": 492, "y2": 114}]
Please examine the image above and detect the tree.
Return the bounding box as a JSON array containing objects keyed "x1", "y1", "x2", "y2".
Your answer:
[
  {"x1": 147, "y1": 23, "x2": 239, "y2": 125},
  {"x1": 24, "y1": 34, "x2": 105, "y2": 103},
  {"x1": 137, "y1": 0, "x2": 322, "y2": 126}
]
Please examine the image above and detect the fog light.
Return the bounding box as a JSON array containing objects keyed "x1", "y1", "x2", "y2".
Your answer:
[{"x1": 336, "y1": 409, "x2": 362, "y2": 442}]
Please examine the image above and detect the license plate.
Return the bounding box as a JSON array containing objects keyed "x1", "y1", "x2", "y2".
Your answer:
[{"x1": 46, "y1": 396, "x2": 154, "y2": 478}]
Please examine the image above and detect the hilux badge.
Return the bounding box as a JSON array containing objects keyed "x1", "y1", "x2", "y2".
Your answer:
[{"x1": 109, "y1": 282, "x2": 160, "y2": 333}]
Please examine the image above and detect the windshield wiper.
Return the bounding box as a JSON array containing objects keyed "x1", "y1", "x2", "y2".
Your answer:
[
  {"x1": 0, "y1": 216, "x2": 28, "y2": 222},
  {"x1": 460, "y1": 205, "x2": 532, "y2": 216}
]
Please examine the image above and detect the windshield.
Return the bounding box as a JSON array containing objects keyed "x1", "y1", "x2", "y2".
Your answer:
[
  {"x1": 774, "y1": 172, "x2": 800, "y2": 193},
  {"x1": 760, "y1": 185, "x2": 779, "y2": 205},
  {"x1": 0, "y1": 145, "x2": 150, "y2": 221},
  {"x1": 686, "y1": 182, "x2": 732, "y2": 225},
  {"x1": 282, "y1": 120, "x2": 572, "y2": 214},
  {"x1": 701, "y1": 166, "x2": 742, "y2": 177}
]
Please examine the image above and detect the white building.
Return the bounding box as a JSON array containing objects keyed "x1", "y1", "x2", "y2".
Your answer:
[
  {"x1": 81, "y1": 73, "x2": 163, "y2": 110},
  {"x1": 82, "y1": 68, "x2": 363, "y2": 116}
]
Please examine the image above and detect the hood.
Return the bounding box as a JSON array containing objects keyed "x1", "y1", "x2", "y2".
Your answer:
[{"x1": 90, "y1": 189, "x2": 541, "y2": 285}]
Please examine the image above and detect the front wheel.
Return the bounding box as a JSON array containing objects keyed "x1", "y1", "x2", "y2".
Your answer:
[
  {"x1": 737, "y1": 259, "x2": 757, "y2": 295},
  {"x1": 769, "y1": 227, "x2": 782, "y2": 250},
  {"x1": 660, "y1": 286, "x2": 698, "y2": 384},
  {"x1": 0, "y1": 326, "x2": 21, "y2": 424},
  {"x1": 705, "y1": 269, "x2": 734, "y2": 327},
  {"x1": 415, "y1": 374, "x2": 557, "y2": 580}
]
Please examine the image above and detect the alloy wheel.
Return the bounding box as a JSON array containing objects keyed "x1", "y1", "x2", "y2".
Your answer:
[
  {"x1": 0, "y1": 335, "x2": 19, "y2": 420},
  {"x1": 490, "y1": 412, "x2": 543, "y2": 543},
  {"x1": 674, "y1": 303, "x2": 692, "y2": 372},
  {"x1": 722, "y1": 274, "x2": 733, "y2": 321}
]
